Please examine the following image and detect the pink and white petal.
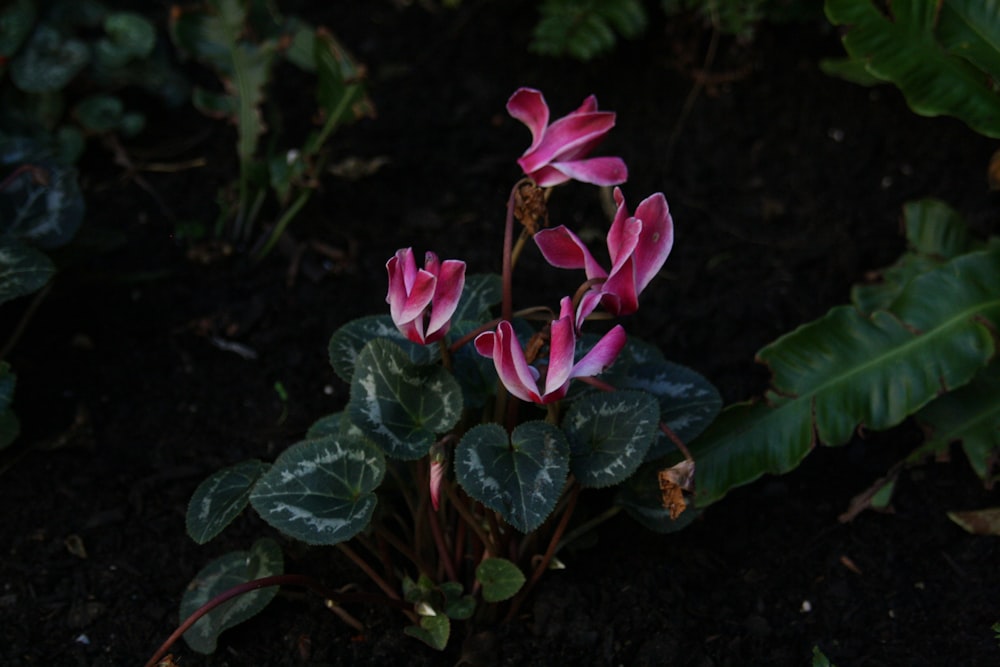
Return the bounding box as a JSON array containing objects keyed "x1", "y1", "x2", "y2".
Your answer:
[
  {"x1": 569, "y1": 324, "x2": 627, "y2": 379},
  {"x1": 575, "y1": 290, "x2": 604, "y2": 330},
  {"x1": 522, "y1": 164, "x2": 572, "y2": 188},
  {"x1": 396, "y1": 269, "x2": 437, "y2": 323},
  {"x1": 543, "y1": 300, "x2": 577, "y2": 396},
  {"x1": 398, "y1": 318, "x2": 426, "y2": 345},
  {"x1": 534, "y1": 226, "x2": 607, "y2": 279},
  {"x1": 429, "y1": 460, "x2": 445, "y2": 511},
  {"x1": 548, "y1": 156, "x2": 628, "y2": 187},
  {"x1": 600, "y1": 265, "x2": 640, "y2": 315},
  {"x1": 506, "y1": 88, "x2": 549, "y2": 153},
  {"x1": 631, "y1": 193, "x2": 674, "y2": 292},
  {"x1": 607, "y1": 217, "x2": 642, "y2": 276},
  {"x1": 520, "y1": 112, "x2": 616, "y2": 172},
  {"x1": 605, "y1": 188, "x2": 630, "y2": 263},
  {"x1": 572, "y1": 94, "x2": 599, "y2": 114},
  {"x1": 426, "y1": 259, "x2": 466, "y2": 335}
]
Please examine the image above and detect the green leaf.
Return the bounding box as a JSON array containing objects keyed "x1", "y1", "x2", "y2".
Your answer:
[
  {"x1": 9, "y1": 26, "x2": 89, "y2": 93},
  {"x1": 691, "y1": 247, "x2": 1000, "y2": 505},
  {"x1": 853, "y1": 199, "x2": 981, "y2": 313},
  {"x1": 812, "y1": 645, "x2": 837, "y2": 667},
  {"x1": 475, "y1": 557, "x2": 526, "y2": 603},
  {"x1": 451, "y1": 273, "x2": 502, "y2": 324},
  {"x1": 563, "y1": 390, "x2": 659, "y2": 488},
  {"x1": 0, "y1": 139, "x2": 84, "y2": 249},
  {"x1": 328, "y1": 314, "x2": 438, "y2": 383},
  {"x1": 0, "y1": 362, "x2": 18, "y2": 450},
  {"x1": 180, "y1": 538, "x2": 283, "y2": 654},
  {"x1": 440, "y1": 582, "x2": 475, "y2": 620},
  {"x1": 532, "y1": 0, "x2": 647, "y2": 61},
  {"x1": 914, "y1": 360, "x2": 1000, "y2": 484},
  {"x1": 74, "y1": 94, "x2": 125, "y2": 133},
  {"x1": 611, "y1": 359, "x2": 722, "y2": 460},
  {"x1": 250, "y1": 435, "x2": 385, "y2": 545},
  {"x1": 824, "y1": 0, "x2": 1000, "y2": 137},
  {"x1": 96, "y1": 11, "x2": 156, "y2": 69},
  {"x1": 347, "y1": 339, "x2": 462, "y2": 460},
  {"x1": 403, "y1": 614, "x2": 450, "y2": 650},
  {"x1": 186, "y1": 459, "x2": 270, "y2": 544},
  {"x1": 0, "y1": 238, "x2": 54, "y2": 306},
  {"x1": 0, "y1": 0, "x2": 36, "y2": 58},
  {"x1": 455, "y1": 422, "x2": 569, "y2": 533}
]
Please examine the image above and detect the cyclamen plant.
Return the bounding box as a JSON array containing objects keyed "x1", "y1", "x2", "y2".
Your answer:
[{"x1": 148, "y1": 88, "x2": 722, "y2": 662}]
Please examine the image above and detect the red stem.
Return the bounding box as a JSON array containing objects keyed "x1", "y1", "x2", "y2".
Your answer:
[{"x1": 143, "y1": 574, "x2": 409, "y2": 667}]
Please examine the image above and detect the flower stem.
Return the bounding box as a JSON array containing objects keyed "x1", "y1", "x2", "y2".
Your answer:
[{"x1": 143, "y1": 574, "x2": 410, "y2": 667}]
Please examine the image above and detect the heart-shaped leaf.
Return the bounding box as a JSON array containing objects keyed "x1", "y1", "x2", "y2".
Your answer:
[
  {"x1": 329, "y1": 314, "x2": 439, "y2": 383},
  {"x1": 563, "y1": 390, "x2": 659, "y2": 488},
  {"x1": 403, "y1": 614, "x2": 450, "y2": 650},
  {"x1": 455, "y1": 421, "x2": 569, "y2": 533},
  {"x1": 180, "y1": 538, "x2": 283, "y2": 654},
  {"x1": 186, "y1": 459, "x2": 270, "y2": 544},
  {"x1": 348, "y1": 339, "x2": 462, "y2": 460},
  {"x1": 250, "y1": 435, "x2": 385, "y2": 545},
  {"x1": 0, "y1": 238, "x2": 55, "y2": 306},
  {"x1": 475, "y1": 557, "x2": 526, "y2": 602}
]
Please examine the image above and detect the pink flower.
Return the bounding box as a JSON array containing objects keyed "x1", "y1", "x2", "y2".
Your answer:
[
  {"x1": 474, "y1": 297, "x2": 626, "y2": 405},
  {"x1": 429, "y1": 458, "x2": 445, "y2": 511},
  {"x1": 386, "y1": 248, "x2": 466, "y2": 345},
  {"x1": 506, "y1": 87, "x2": 627, "y2": 187},
  {"x1": 534, "y1": 188, "x2": 673, "y2": 320}
]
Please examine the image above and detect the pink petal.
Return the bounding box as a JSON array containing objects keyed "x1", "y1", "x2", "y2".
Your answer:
[
  {"x1": 544, "y1": 156, "x2": 628, "y2": 187},
  {"x1": 397, "y1": 269, "x2": 437, "y2": 324},
  {"x1": 534, "y1": 226, "x2": 607, "y2": 280},
  {"x1": 521, "y1": 164, "x2": 573, "y2": 188},
  {"x1": 569, "y1": 325, "x2": 626, "y2": 379},
  {"x1": 426, "y1": 259, "x2": 466, "y2": 338},
  {"x1": 476, "y1": 324, "x2": 541, "y2": 404},
  {"x1": 429, "y1": 460, "x2": 445, "y2": 511},
  {"x1": 398, "y1": 248, "x2": 419, "y2": 293},
  {"x1": 631, "y1": 193, "x2": 674, "y2": 293},
  {"x1": 575, "y1": 290, "x2": 603, "y2": 330},
  {"x1": 518, "y1": 111, "x2": 616, "y2": 173},
  {"x1": 600, "y1": 268, "x2": 639, "y2": 315},
  {"x1": 607, "y1": 217, "x2": 642, "y2": 277},
  {"x1": 542, "y1": 298, "x2": 577, "y2": 397},
  {"x1": 573, "y1": 94, "x2": 599, "y2": 114},
  {"x1": 506, "y1": 88, "x2": 549, "y2": 154}
]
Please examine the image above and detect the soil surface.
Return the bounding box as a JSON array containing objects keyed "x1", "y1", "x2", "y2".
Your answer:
[{"x1": 2, "y1": 2, "x2": 998, "y2": 666}]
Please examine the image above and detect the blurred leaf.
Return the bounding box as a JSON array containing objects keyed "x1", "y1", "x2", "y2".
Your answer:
[
  {"x1": 9, "y1": 26, "x2": 89, "y2": 93},
  {"x1": 180, "y1": 538, "x2": 283, "y2": 654},
  {"x1": 0, "y1": 237, "x2": 54, "y2": 306},
  {"x1": 186, "y1": 459, "x2": 270, "y2": 544},
  {"x1": 532, "y1": 0, "x2": 647, "y2": 61},
  {"x1": 250, "y1": 435, "x2": 385, "y2": 545},
  {"x1": 0, "y1": 0, "x2": 36, "y2": 58},
  {"x1": 948, "y1": 507, "x2": 1000, "y2": 535},
  {"x1": 0, "y1": 150, "x2": 84, "y2": 249},
  {"x1": 403, "y1": 614, "x2": 450, "y2": 651},
  {"x1": 73, "y1": 94, "x2": 124, "y2": 132},
  {"x1": 95, "y1": 11, "x2": 156, "y2": 69}
]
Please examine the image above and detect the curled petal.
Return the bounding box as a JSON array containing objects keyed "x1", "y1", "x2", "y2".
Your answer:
[
  {"x1": 475, "y1": 325, "x2": 542, "y2": 404},
  {"x1": 631, "y1": 192, "x2": 674, "y2": 293},
  {"x1": 543, "y1": 298, "x2": 577, "y2": 397},
  {"x1": 518, "y1": 112, "x2": 617, "y2": 174},
  {"x1": 536, "y1": 156, "x2": 628, "y2": 187},
  {"x1": 429, "y1": 459, "x2": 445, "y2": 512},
  {"x1": 569, "y1": 324, "x2": 626, "y2": 379},
  {"x1": 534, "y1": 226, "x2": 607, "y2": 280},
  {"x1": 506, "y1": 88, "x2": 549, "y2": 153},
  {"x1": 426, "y1": 259, "x2": 466, "y2": 339}
]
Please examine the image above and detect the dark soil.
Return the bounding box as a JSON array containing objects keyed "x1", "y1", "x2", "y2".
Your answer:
[{"x1": 2, "y1": 2, "x2": 998, "y2": 666}]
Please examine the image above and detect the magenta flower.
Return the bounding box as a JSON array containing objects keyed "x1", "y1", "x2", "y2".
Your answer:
[
  {"x1": 506, "y1": 87, "x2": 627, "y2": 187},
  {"x1": 386, "y1": 248, "x2": 466, "y2": 345},
  {"x1": 534, "y1": 188, "x2": 673, "y2": 321},
  {"x1": 474, "y1": 297, "x2": 626, "y2": 405}
]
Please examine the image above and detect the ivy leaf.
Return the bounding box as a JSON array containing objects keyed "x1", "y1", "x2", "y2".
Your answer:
[
  {"x1": 186, "y1": 459, "x2": 270, "y2": 544},
  {"x1": 455, "y1": 422, "x2": 569, "y2": 533},
  {"x1": 403, "y1": 614, "x2": 450, "y2": 651},
  {"x1": 250, "y1": 435, "x2": 385, "y2": 545},
  {"x1": 328, "y1": 314, "x2": 438, "y2": 383},
  {"x1": 348, "y1": 339, "x2": 462, "y2": 460},
  {"x1": 475, "y1": 558, "x2": 526, "y2": 602},
  {"x1": 563, "y1": 390, "x2": 659, "y2": 488},
  {"x1": 180, "y1": 538, "x2": 283, "y2": 654}
]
